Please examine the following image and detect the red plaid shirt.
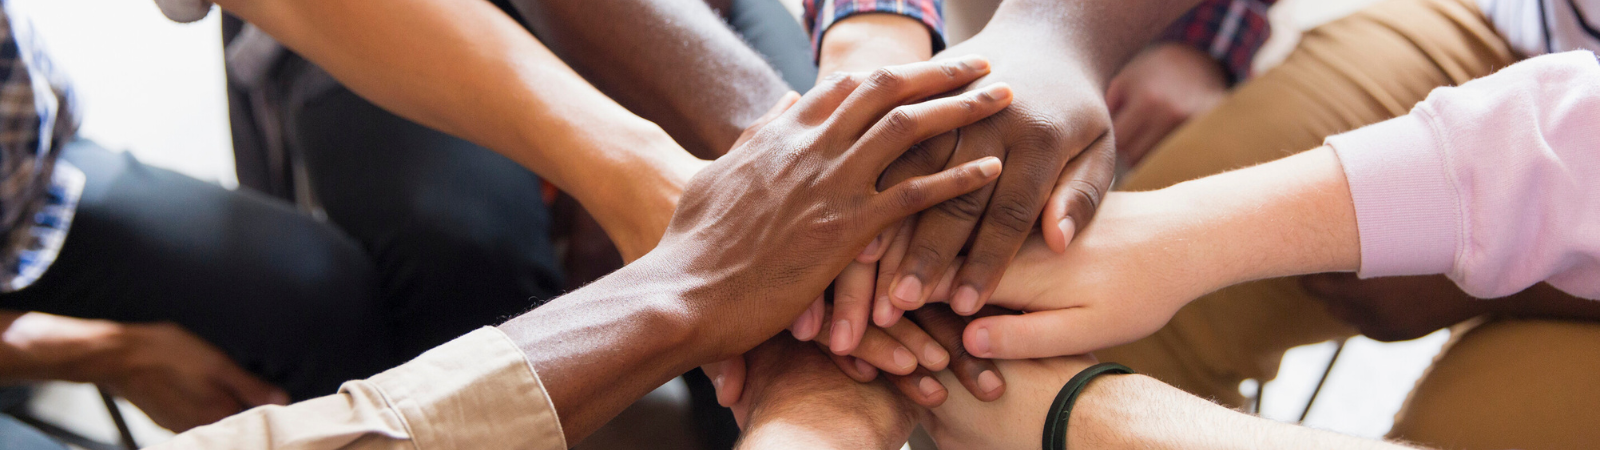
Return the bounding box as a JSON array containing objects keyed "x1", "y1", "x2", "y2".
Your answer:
[
  {"x1": 1160, "y1": 0, "x2": 1277, "y2": 84},
  {"x1": 803, "y1": 0, "x2": 1276, "y2": 84}
]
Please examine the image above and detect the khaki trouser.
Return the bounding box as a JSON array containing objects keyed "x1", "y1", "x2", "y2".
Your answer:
[{"x1": 1098, "y1": 0, "x2": 1600, "y2": 447}]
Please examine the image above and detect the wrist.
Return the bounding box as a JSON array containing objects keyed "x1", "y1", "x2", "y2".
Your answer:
[
  {"x1": 568, "y1": 128, "x2": 707, "y2": 262},
  {"x1": 818, "y1": 13, "x2": 934, "y2": 77},
  {"x1": 1066, "y1": 374, "x2": 1181, "y2": 449},
  {"x1": 45, "y1": 320, "x2": 137, "y2": 384}
]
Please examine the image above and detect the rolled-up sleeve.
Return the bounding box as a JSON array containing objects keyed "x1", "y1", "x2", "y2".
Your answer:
[{"x1": 152, "y1": 328, "x2": 567, "y2": 450}]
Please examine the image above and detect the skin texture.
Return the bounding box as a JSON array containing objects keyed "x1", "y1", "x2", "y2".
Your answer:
[
  {"x1": 924, "y1": 356, "x2": 1420, "y2": 450},
  {"x1": 876, "y1": 0, "x2": 1206, "y2": 325},
  {"x1": 730, "y1": 336, "x2": 917, "y2": 450},
  {"x1": 1303, "y1": 274, "x2": 1600, "y2": 342},
  {"x1": 507, "y1": 0, "x2": 791, "y2": 159},
  {"x1": 0, "y1": 312, "x2": 286, "y2": 431},
  {"x1": 1106, "y1": 43, "x2": 1229, "y2": 167},
  {"x1": 496, "y1": 59, "x2": 1012, "y2": 442},
  {"x1": 947, "y1": 147, "x2": 1361, "y2": 358},
  {"x1": 211, "y1": 0, "x2": 707, "y2": 261},
  {"x1": 712, "y1": 304, "x2": 1006, "y2": 408}
]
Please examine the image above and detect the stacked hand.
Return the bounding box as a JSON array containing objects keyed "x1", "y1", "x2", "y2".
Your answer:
[
  {"x1": 657, "y1": 54, "x2": 1016, "y2": 365},
  {"x1": 812, "y1": 20, "x2": 1123, "y2": 382}
]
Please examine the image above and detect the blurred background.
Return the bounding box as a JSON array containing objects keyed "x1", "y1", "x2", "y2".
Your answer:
[{"x1": 18, "y1": 0, "x2": 1447, "y2": 447}]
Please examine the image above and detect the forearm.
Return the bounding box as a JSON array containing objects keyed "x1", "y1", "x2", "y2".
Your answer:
[
  {"x1": 510, "y1": 0, "x2": 791, "y2": 158},
  {"x1": 0, "y1": 311, "x2": 125, "y2": 383},
  {"x1": 977, "y1": 0, "x2": 1204, "y2": 84},
  {"x1": 1147, "y1": 147, "x2": 1361, "y2": 291},
  {"x1": 1072, "y1": 375, "x2": 1418, "y2": 449},
  {"x1": 495, "y1": 252, "x2": 718, "y2": 443},
  {"x1": 215, "y1": 0, "x2": 698, "y2": 256},
  {"x1": 817, "y1": 13, "x2": 934, "y2": 76}
]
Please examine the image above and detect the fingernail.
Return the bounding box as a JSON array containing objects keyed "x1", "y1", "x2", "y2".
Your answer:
[
  {"x1": 793, "y1": 309, "x2": 816, "y2": 340},
  {"x1": 969, "y1": 326, "x2": 992, "y2": 357},
  {"x1": 855, "y1": 358, "x2": 877, "y2": 377},
  {"x1": 919, "y1": 376, "x2": 945, "y2": 397},
  {"x1": 859, "y1": 236, "x2": 882, "y2": 260},
  {"x1": 712, "y1": 373, "x2": 725, "y2": 392},
  {"x1": 892, "y1": 275, "x2": 922, "y2": 306},
  {"x1": 893, "y1": 347, "x2": 917, "y2": 371},
  {"x1": 957, "y1": 55, "x2": 989, "y2": 71},
  {"x1": 873, "y1": 297, "x2": 893, "y2": 327},
  {"x1": 1058, "y1": 217, "x2": 1076, "y2": 246},
  {"x1": 953, "y1": 285, "x2": 981, "y2": 315},
  {"x1": 976, "y1": 157, "x2": 1002, "y2": 178},
  {"x1": 831, "y1": 320, "x2": 851, "y2": 354},
  {"x1": 978, "y1": 82, "x2": 1012, "y2": 102},
  {"x1": 978, "y1": 370, "x2": 1003, "y2": 394},
  {"x1": 923, "y1": 342, "x2": 949, "y2": 366}
]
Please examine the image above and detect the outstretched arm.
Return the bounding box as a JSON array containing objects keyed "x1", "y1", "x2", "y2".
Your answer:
[
  {"x1": 922, "y1": 355, "x2": 1420, "y2": 450},
  {"x1": 962, "y1": 51, "x2": 1600, "y2": 359},
  {"x1": 210, "y1": 0, "x2": 702, "y2": 259}
]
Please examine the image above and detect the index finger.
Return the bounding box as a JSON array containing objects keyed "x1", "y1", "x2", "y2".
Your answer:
[{"x1": 825, "y1": 56, "x2": 992, "y2": 139}]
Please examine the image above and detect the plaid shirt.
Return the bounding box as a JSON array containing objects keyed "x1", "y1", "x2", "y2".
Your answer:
[
  {"x1": 0, "y1": 1, "x2": 82, "y2": 293},
  {"x1": 1160, "y1": 0, "x2": 1277, "y2": 84},
  {"x1": 802, "y1": 0, "x2": 945, "y2": 58},
  {"x1": 803, "y1": 0, "x2": 1275, "y2": 84}
]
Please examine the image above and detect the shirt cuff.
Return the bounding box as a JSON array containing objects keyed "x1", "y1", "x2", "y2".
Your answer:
[
  {"x1": 368, "y1": 327, "x2": 568, "y2": 449},
  {"x1": 809, "y1": 2, "x2": 946, "y2": 62},
  {"x1": 1326, "y1": 112, "x2": 1462, "y2": 279}
]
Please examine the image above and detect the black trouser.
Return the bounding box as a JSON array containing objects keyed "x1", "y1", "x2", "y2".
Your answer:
[
  {"x1": 292, "y1": 86, "x2": 565, "y2": 359},
  {"x1": 0, "y1": 141, "x2": 395, "y2": 399}
]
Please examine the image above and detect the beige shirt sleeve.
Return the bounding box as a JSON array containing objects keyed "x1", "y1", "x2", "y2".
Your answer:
[{"x1": 151, "y1": 328, "x2": 568, "y2": 450}]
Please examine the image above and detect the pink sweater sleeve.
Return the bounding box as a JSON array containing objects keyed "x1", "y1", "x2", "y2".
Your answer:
[{"x1": 1324, "y1": 51, "x2": 1600, "y2": 300}]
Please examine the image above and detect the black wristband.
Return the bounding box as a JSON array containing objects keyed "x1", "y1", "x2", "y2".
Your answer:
[{"x1": 1042, "y1": 362, "x2": 1134, "y2": 450}]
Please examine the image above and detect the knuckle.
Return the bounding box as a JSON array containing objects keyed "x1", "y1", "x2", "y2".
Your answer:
[
  {"x1": 932, "y1": 190, "x2": 987, "y2": 222},
  {"x1": 880, "y1": 107, "x2": 921, "y2": 140},
  {"x1": 1061, "y1": 179, "x2": 1105, "y2": 212},
  {"x1": 985, "y1": 196, "x2": 1040, "y2": 236},
  {"x1": 866, "y1": 68, "x2": 906, "y2": 93},
  {"x1": 904, "y1": 240, "x2": 952, "y2": 269},
  {"x1": 893, "y1": 180, "x2": 929, "y2": 210}
]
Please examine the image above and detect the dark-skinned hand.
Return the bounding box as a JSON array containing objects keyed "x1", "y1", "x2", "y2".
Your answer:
[
  {"x1": 676, "y1": 56, "x2": 1014, "y2": 368},
  {"x1": 813, "y1": 22, "x2": 1118, "y2": 349}
]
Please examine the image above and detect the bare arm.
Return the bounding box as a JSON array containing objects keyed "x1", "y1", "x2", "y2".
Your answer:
[
  {"x1": 1071, "y1": 375, "x2": 1417, "y2": 449},
  {"x1": 923, "y1": 356, "x2": 1419, "y2": 450},
  {"x1": 211, "y1": 0, "x2": 704, "y2": 259},
  {"x1": 507, "y1": 0, "x2": 793, "y2": 158}
]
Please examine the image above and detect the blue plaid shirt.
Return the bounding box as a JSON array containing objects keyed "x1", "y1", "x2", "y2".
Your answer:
[{"x1": 0, "y1": 1, "x2": 82, "y2": 293}]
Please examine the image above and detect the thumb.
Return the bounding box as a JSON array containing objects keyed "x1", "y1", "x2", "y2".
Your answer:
[
  {"x1": 961, "y1": 309, "x2": 1141, "y2": 359},
  {"x1": 701, "y1": 356, "x2": 747, "y2": 408},
  {"x1": 1042, "y1": 133, "x2": 1115, "y2": 253}
]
